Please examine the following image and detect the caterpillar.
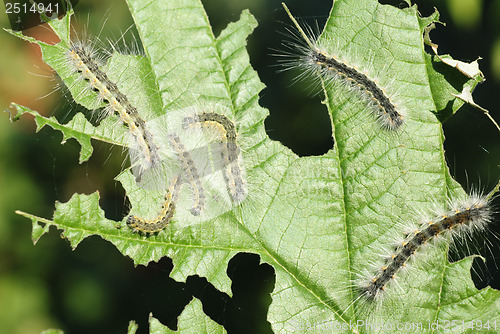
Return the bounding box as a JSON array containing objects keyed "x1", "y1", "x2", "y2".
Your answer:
[
  {"x1": 167, "y1": 133, "x2": 205, "y2": 216},
  {"x1": 67, "y1": 40, "x2": 162, "y2": 180},
  {"x1": 126, "y1": 176, "x2": 182, "y2": 234},
  {"x1": 360, "y1": 193, "x2": 494, "y2": 301},
  {"x1": 279, "y1": 3, "x2": 404, "y2": 130},
  {"x1": 183, "y1": 112, "x2": 248, "y2": 204}
]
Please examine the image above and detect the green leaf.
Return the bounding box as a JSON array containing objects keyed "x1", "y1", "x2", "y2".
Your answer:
[
  {"x1": 8, "y1": 103, "x2": 126, "y2": 163},
  {"x1": 8, "y1": 0, "x2": 499, "y2": 332},
  {"x1": 127, "y1": 320, "x2": 139, "y2": 334}
]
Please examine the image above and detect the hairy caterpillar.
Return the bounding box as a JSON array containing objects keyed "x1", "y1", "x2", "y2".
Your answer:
[
  {"x1": 359, "y1": 193, "x2": 494, "y2": 302},
  {"x1": 167, "y1": 133, "x2": 205, "y2": 216},
  {"x1": 66, "y1": 40, "x2": 162, "y2": 180},
  {"x1": 279, "y1": 3, "x2": 404, "y2": 130},
  {"x1": 127, "y1": 176, "x2": 182, "y2": 234}
]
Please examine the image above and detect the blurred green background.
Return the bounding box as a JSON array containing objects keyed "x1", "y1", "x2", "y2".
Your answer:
[{"x1": 0, "y1": 0, "x2": 499, "y2": 333}]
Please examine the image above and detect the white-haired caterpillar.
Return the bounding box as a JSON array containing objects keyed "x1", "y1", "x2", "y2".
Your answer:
[
  {"x1": 361, "y1": 194, "x2": 493, "y2": 301},
  {"x1": 127, "y1": 176, "x2": 182, "y2": 234},
  {"x1": 67, "y1": 41, "x2": 161, "y2": 180},
  {"x1": 280, "y1": 3, "x2": 404, "y2": 130},
  {"x1": 183, "y1": 112, "x2": 247, "y2": 204},
  {"x1": 167, "y1": 133, "x2": 205, "y2": 216}
]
